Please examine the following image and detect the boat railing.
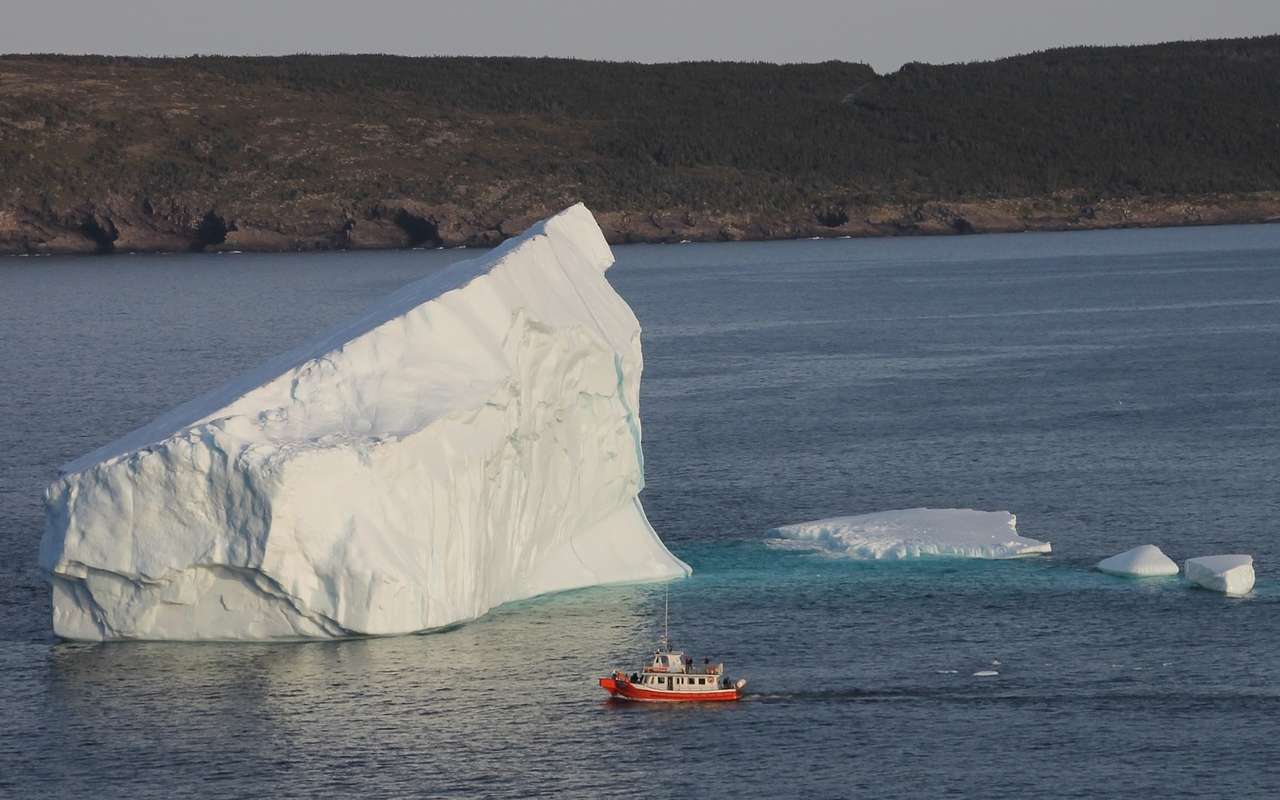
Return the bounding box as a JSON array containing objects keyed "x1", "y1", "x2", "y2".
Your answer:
[{"x1": 641, "y1": 663, "x2": 724, "y2": 675}]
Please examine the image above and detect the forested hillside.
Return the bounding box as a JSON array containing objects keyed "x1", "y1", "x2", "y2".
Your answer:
[{"x1": 3, "y1": 36, "x2": 1280, "y2": 254}]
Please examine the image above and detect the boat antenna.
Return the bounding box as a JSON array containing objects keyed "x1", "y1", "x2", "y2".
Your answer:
[{"x1": 662, "y1": 584, "x2": 670, "y2": 652}]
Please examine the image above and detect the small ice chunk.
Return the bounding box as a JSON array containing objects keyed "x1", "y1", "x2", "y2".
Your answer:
[
  {"x1": 767, "y1": 508, "x2": 1050, "y2": 560},
  {"x1": 1096, "y1": 545, "x2": 1179, "y2": 577},
  {"x1": 972, "y1": 670, "x2": 999, "y2": 677},
  {"x1": 1184, "y1": 555, "x2": 1255, "y2": 596}
]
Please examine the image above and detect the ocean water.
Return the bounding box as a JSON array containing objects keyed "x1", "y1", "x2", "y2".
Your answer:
[{"x1": 2, "y1": 225, "x2": 1279, "y2": 798}]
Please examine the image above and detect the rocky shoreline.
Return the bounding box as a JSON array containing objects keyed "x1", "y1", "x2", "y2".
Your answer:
[{"x1": 4, "y1": 192, "x2": 1279, "y2": 257}]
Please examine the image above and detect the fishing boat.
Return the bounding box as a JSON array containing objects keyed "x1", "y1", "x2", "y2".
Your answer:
[{"x1": 598, "y1": 589, "x2": 747, "y2": 702}]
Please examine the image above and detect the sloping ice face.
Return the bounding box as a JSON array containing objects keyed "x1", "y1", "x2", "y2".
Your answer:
[
  {"x1": 1096, "y1": 545, "x2": 1179, "y2": 577},
  {"x1": 39, "y1": 204, "x2": 689, "y2": 641}
]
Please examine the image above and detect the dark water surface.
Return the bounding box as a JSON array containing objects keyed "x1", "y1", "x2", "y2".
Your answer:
[{"x1": 2, "y1": 226, "x2": 1279, "y2": 798}]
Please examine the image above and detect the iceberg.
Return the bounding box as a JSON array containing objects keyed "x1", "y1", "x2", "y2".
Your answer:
[
  {"x1": 1184, "y1": 555, "x2": 1255, "y2": 596},
  {"x1": 1096, "y1": 545, "x2": 1179, "y2": 578},
  {"x1": 766, "y1": 508, "x2": 1050, "y2": 560},
  {"x1": 38, "y1": 204, "x2": 689, "y2": 641}
]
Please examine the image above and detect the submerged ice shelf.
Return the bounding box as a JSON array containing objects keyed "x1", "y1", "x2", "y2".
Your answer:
[
  {"x1": 766, "y1": 508, "x2": 1051, "y2": 560},
  {"x1": 39, "y1": 204, "x2": 689, "y2": 641}
]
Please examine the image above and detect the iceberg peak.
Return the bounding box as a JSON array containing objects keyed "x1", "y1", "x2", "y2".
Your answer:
[{"x1": 39, "y1": 204, "x2": 689, "y2": 641}]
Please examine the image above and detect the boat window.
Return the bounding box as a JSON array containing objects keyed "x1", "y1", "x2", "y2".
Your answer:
[{"x1": 698, "y1": 678, "x2": 706, "y2": 685}]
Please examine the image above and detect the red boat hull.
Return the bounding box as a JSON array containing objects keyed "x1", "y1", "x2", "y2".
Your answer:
[{"x1": 599, "y1": 676, "x2": 741, "y2": 702}]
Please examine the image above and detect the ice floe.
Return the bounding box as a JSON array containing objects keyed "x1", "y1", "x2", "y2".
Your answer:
[
  {"x1": 766, "y1": 508, "x2": 1050, "y2": 560},
  {"x1": 1184, "y1": 555, "x2": 1255, "y2": 596},
  {"x1": 1096, "y1": 545, "x2": 1179, "y2": 578}
]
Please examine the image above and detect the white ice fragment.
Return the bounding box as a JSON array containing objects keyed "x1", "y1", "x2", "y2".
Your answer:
[
  {"x1": 1096, "y1": 545, "x2": 1179, "y2": 578},
  {"x1": 39, "y1": 204, "x2": 689, "y2": 641},
  {"x1": 1184, "y1": 555, "x2": 1255, "y2": 596},
  {"x1": 973, "y1": 670, "x2": 999, "y2": 677},
  {"x1": 766, "y1": 508, "x2": 1050, "y2": 560}
]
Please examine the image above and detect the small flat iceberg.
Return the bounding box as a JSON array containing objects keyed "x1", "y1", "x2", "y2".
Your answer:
[
  {"x1": 1184, "y1": 555, "x2": 1255, "y2": 596},
  {"x1": 1096, "y1": 545, "x2": 1179, "y2": 578},
  {"x1": 766, "y1": 508, "x2": 1050, "y2": 560}
]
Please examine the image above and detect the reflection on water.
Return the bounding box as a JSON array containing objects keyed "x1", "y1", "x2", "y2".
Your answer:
[
  {"x1": 14, "y1": 549, "x2": 1280, "y2": 798},
  {"x1": 32, "y1": 586, "x2": 667, "y2": 798}
]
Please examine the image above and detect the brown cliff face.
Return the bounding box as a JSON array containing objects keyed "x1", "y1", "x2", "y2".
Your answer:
[{"x1": 4, "y1": 45, "x2": 1280, "y2": 256}]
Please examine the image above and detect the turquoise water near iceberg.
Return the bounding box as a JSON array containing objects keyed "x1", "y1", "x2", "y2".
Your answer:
[{"x1": 2, "y1": 224, "x2": 1280, "y2": 798}]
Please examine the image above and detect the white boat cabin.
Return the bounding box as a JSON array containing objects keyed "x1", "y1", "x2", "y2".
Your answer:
[{"x1": 631, "y1": 649, "x2": 727, "y2": 691}]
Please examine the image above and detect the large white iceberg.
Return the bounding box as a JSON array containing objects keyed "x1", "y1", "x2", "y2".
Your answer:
[
  {"x1": 1184, "y1": 555, "x2": 1255, "y2": 596},
  {"x1": 766, "y1": 508, "x2": 1051, "y2": 560},
  {"x1": 39, "y1": 204, "x2": 689, "y2": 641},
  {"x1": 1096, "y1": 545, "x2": 1179, "y2": 577}
]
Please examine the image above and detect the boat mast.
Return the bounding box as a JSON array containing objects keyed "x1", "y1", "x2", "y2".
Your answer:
[{"x1": 662, "y1": 584, "x2": 670, "y2": 652}]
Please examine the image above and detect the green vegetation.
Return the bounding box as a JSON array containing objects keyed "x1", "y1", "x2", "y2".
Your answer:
[{"x1": 2, "y1": 36, "x2": 1280, "y2": 251}]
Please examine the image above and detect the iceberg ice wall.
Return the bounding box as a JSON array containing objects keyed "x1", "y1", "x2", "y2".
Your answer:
[{"x1": 39, "y1": 204, "x2": 689, "y2": 641}]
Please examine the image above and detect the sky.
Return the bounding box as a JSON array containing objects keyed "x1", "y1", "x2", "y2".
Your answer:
[{"x1": 6, "y1": 0, "x2": 1280, "y2": 73}]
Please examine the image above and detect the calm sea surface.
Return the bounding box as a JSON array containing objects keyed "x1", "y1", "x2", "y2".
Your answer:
[{"x1": 2, "y1": 225, "x2": 1279, "y2": 798}]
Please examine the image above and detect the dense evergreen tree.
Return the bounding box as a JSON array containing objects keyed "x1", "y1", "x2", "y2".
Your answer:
[{"x1": 3, "y1": 37, "x2": 1279, "y2": 224}]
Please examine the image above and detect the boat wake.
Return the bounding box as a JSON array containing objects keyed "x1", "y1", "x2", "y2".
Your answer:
[{"x1": 743, "y1": 687, "x2": 1280, "y2": 708}]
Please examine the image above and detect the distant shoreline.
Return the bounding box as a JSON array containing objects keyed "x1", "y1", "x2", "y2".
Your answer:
[
  {"x1": 6, "y1": 44, "x2": 1280, "y2": 257},
  {"x1": 4, "y1": 193, "x2": 1278, "y2": 257}
]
